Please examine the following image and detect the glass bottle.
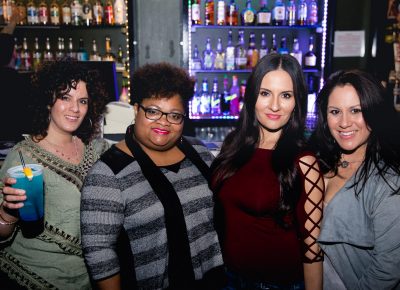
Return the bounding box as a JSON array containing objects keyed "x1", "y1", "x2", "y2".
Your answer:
[
  {"x1": 50, "y1": 0, "x2": 60, "y2": 25},
  {"x1": 27, "y1": 0, "x2": 39, "y2": 25},
  {"x1": 89, "y1": 39, "x2": 102, "y2": 61},
  {"x1": 229, "y1": 75, "x2": 240, "y2": 116},
  {"x1": 297, "y1": 0, "x2": 307, "y2": 26},
  {"x1": 38, "y1": 0, "x2": 49, "y2": 25},
  {"x1": 191, "y1": 0, "x2": 201, "y2": 25},
  {"x1": 44, "y1": 37, "x2": 54, "y2": 61},
  {"x1": 259, "y1": 33, "x2": 268, "y2": 59},
  {"x1": 77, "y1": 38, "x2": 89, "y2": 61},
  {"x1": 70, "y1": 0, "x2": 82, "y2": 26},
  {"x1": 200, "y1": 78, "x2": 211, "y2": 117},
  {"x1": 191, "y1": 79, "x2": 201, "y2": 117},
  {"x1": 246, "y1": 32, "x2": 259, "y2": 69},
  {"x1": 216, "y1": 0, "x2": 225, "y2": 25},
  {"x1": 290, "y1": 37, "x2": 302, "y2": 65},
  {"x1": 67, "y1": 37, "x2": 77, "y2": 59},
  {"x1": 214, "y1": 37, "x2": 225, "y2": 70},
  {"x1": 82, "y1": 0, "x2": 93, "y2": 26},
  {"x1": 270, "y1": 33, "x2": 277, "y2": 53},
  {"x1": 3, "y1": 0, "x2": 12, "y2": 23},
  {"x1": 221, "y1": 75, "x2": 230, "y2": 115},
  {"x1": 103, "y1": 36, "x2": 116, "y2": 61},
  {"x1": 272, "y1": 0, "x2": 285, "y2": 26},
  {"x1": 93, "y1": 0, "x2": 103, "y2": 25},
  {"x1": 116, "y1": 44, "x2": 125, "y2": 69},
  {"x1": 119, "y1": 77, "x2": 130, "y2": 103},
  {"x1": 225, "y1": 0, "x2": 238, "y2": 26},
  {"x1": 204, "y1": 0, "x2": 214, "y2": 26},
  {"x1": 308, "y1": 0, "x2": 318, "y2": 25},
  {"x1": 16, "y1": 0, "x2": 27, "y2": 25},
  {"x1": 239, "y1": 79, "x2": 246, "y2": 112},
  {"x1": 114, "y1": 0, "x2": 126, "y2": 25},
  {"x1": 104, "y1": 0, "x2": 114, "y2": 25},
  {"x1": 225, "y1": 29, "x2": 235, "y2": 71},
  {"x1": 62, "y1": 0, "x2": 71, "y2": 25},
  {"x1": 191, "y1": 44, "x2": 202, "y2": 70},
  {"x1": 241, "y1": 0, "x2": 256, "y2": 26},
  {"x1": 210, "y1": 77, "x2": 221, "y2": 116},
  {"x1": 56, "y1": 37, "x2": 65, "y2": 59},
  {"x1": 21, "y1": 37, "x2": 32, "y2": 71},
  {"x1": 14, "y1": 37, "x2": 22, "y2": 70},
  {"x1": 257, "y1": 0, "x2": 271, "y2": 26},
  {"x1": 202, "y1": 37, "x2": 214, "y2": 70},
  {"x1": 235, "y1": 30, "x2": 247, "y2": 70},
  {"x1": 304, "y1": 36, "x2": 317, "y2": 68},
  {"x1": 278, "y1": 36, "x2": 289, "y2": 54},
  {"x1": 32, "y1": 37, "x2": 42, "y2": 71},
  {"x1": 286, "y1": 0, "x2": 296, "y2": 26}
]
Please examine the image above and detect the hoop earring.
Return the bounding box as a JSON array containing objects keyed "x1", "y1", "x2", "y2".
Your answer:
[{"x1": 88, "y1": 118, "x2": 93, "y2": 128}]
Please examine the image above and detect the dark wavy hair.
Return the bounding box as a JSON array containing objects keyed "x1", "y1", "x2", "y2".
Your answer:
[
  {"x1": 211, "y1": 54, "x2": 308, "y2": 218},
  {"x1": 308, "y1": 69, "x2": 400, "y2": 195},
  {"x1": 29, "y1": 58, "x2": 108, "y2": 143},
  {"x1": 131, "y1": 62, "x2": 194, "y2": 112}
]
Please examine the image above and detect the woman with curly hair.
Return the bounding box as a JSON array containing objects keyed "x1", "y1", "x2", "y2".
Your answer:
[{"x1": 0, "y1": 58, "x2": 109, "y2": 289}]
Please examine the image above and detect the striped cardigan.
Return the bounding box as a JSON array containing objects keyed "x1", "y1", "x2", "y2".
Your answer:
[{"x1": 80, "y1": 142, "x2": 223, "y2": 289}]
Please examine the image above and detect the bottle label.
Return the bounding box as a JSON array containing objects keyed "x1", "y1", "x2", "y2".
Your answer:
[
  {"x1": 291, "y1": 52, "x2": 303, "y2": 65},
  {"x1": 273, "y1": 6, "x2": 285, "y2": 21},
  {"x1": 309, "y1": 7, "x2": 318, "y2": 25},
  {"x1": 243, "y1": 10, "x2": 255, "y2": 24},
  {"x1": 62, "y1": 7, "x2": 71, "y2": 24},
  {"x1": 298, "y1": 4, "x2": 307, "y2": 22},
  {"x1": 235, "y1": 57, "x2": 247, "y2": 67},
  {"x1": 214, "y1": 54, "x2": 225, "y2": 70},
  {"x1": 191, "y1": 4, "x2": 200, "y2": 21},
  {"x1": 217, "y1": 2, "x2": 225, "y2": 24},
  {"x1": 82, "y1": 5, "x2": 93, "y2": 20},
  {"x1": 203, "y1": 55, "x2": 213, "y2": 70},
  {"x1": 257, "y1": 12, "x2": 271, "y2": 24},
  {"x1": 27, "y1": 7, "x2": 38, "y2": 24},
  {"x1": 39, "y1": 7, "x2": 48, "y2": 23},
  {"x1": 50, "y1": 7, "x2": 60, "y2": 24},
  {"x1": 93, "y1": 5, "x2": 103, "y2": 23},
  {"x1": 114, "y1": 3, "x2": 125, "y2": 24},
  {"x1": 305, "y1": 55, "x2": 316, "y2": 67}
]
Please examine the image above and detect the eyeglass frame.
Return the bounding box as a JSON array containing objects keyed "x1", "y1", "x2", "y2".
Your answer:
[{"x1": 138, "y1": 104, "x2": 186, "y2": 125}]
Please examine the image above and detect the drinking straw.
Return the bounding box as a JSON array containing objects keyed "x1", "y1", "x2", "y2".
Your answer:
[{"x1": 18, "y1": 150, "x2": 33, "y2": 181}]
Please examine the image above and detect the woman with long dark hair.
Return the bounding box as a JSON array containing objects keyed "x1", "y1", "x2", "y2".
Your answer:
[{"x1": 211, "y1": 54, "x2": 324, "y2": 290}]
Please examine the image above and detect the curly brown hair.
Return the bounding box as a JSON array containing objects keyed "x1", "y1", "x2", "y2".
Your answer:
[{"x1": 29, "y1": 58, "x2": 108, "y2": 144}]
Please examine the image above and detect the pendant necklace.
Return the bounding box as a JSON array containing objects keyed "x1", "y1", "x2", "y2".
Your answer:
[
  {"x1": 338, "y1": 159, "x2": 364, "y2": 168},
  {"x1": 44, "y1": 136, "x2": 79, "y2": 162}
]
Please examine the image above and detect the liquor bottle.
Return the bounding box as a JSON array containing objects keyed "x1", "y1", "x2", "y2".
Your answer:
[
  {"x1": 3, "y1": 0, "x2": 12, "y2": 23},
  {"x1": 308, "y1": 0, "x2": 318, "y2": 25},
  {"x1": 257, "y1": 0, "x2": 271, "y2": 26},
  {"x1": 71, "y1": 0, "x2": 82, "y2": 26},
  {"x1": 202, "y1": 37, "x2": 214, "y2": 70},
  {"x1": 67, "y1": 37, "x2": 77, "y2": 59},
  {"x1": 225, "y1": 0, "x2": 238, "y2": 26},
  {"x1": 229, "y1": 75, "x2": 240, "y2": 116},
  {"x1": 77, "y1": 38, "x2": 89, "y2": 61},
  {"x1": 38, "y1": 0, "x2": 49, "y2": 25},
  {"x1": 50, "y1": 0, "x2": 60, "y2": 25},
  {"x1": 114, "y1": 0, "x2": 126, "y2": 25},
  {"x1": 16, "y1": 0, "x2": 27, "y2": 25},
  {"x1": 272, "y1": 0, "x2": 285, "y2": 26},
  {"x1": 200, "y1": 78, "x2": 211, "y2": 117},
  {"x1": 32, "y1": 37, "x2": 42, "y2": 71},
  {"x1": 191, "y1": 44, "x2": 202, "y2": 70},
  {"x1": 286, "y1": 0, "x2": 296, "y2": 26},
  {"x1": 297, "y1": 0, "x2": 307, "y2": 25},
  {"x1": 103, "y1": 36, "x2": 116, "y2": 61},
  {"x1": 221, "y1": 75, "x2": 230, "y2": 115},
  {"x1": 214, "y1": 37, "x2": 225, "y2": 70},
  {"x1": 44, "y1": 37, "x2": 54, "y2": 61},
  {"x1": 116, "y1": 44, "x2": 125, "y2": 69},
  {"x1": 82, "y1": 0, "x2": 93, "y2": 26},
  {"x1": 278, "y1": 36, "x2": 289, "y2": 54},
  {"x1": 191, "y1": 80, "x2": 201, "y2": 117},
  {"x1": 290, "y1": 37, "x2": 302, "y2": 65},
  {"x1": 62, "y1": 0, "x2": 72, "y2": 25},
  {"x1": 27, "y1": 0, "x2": 39, "y2": 25},
  {"x1": 304, "y1": 36, "x2": 317, "y2": 68},
  {"x1": 119, "y1": 77, "x2": 130, "y2": 103},
  {"x1": 241, "y1": 0, "x2": 256, "y2": 26},
  {"x1": 93, "y1": 0, "x2": 103, "y2": 25},
  {"x1": 247, "y1": 32, "x2": 259, "y2": 69},
  {"x1": 216, "y1": 0, "x2": 225, "y2": 25},
  {"x1": 191, "y1": 0, "x2": 201, "y2": 25},
  {"x1": 235, "y1": 30, "x2": 247, "y2": 70},
  {"x1": 259, "y1": 33, "x2": 268, "y2": 59},
  {"x1": 239, "y1": 79, "x2": 246, "y2": 112},
  {"x1": 210, "y1": 78, "x2": 221, "y2": 116},
  {"x1": 225, "y1": 29, "x2": 235, "y2": 71},
  {"x1": 21, "y1": 37, "x2": 32, "y2": 71},
  {"x1": 56, "y1": 37, "x2": 65, "y2": 59},
  {"x1": 89, "y1": 39, "x2": 102, "y2": 61},
  {"x1": 14, "y1": 37, "x2": 22, "y2": 70},
  {"x1": 104, "y1": 0, "x2": 114, "y2": 25},
  {"x1": 204, "y1": 0, "x2": 214, "y2": 26},
  {"x1": 270, "y1": 33, "x2": 277, "y2": 53}
]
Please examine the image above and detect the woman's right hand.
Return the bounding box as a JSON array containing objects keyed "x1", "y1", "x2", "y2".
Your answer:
[{"x1": 1, "y1": 177, "x2": 26, "y2": 210}]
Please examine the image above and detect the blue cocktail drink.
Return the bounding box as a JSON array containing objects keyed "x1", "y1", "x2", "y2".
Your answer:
[{"x1": 7, "y1": 164, "x2": 44, "y2": 238}]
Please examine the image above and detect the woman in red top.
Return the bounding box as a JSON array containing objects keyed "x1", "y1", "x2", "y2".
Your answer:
[{"x1": 211, "y1": 54, "x2": 324, "y2": 290}]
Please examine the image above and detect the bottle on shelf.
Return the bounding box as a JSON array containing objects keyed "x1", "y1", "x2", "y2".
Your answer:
[
  {"x1": 304, "y1": 35, "x2": 317, "y2": 68},
  {"x1": 247, "y1": 32, "x2": 259, "y2": 69},
  {"x1": 225, "y1": 29, "x2": 235, "y2": 71},
  {"x1": 270, "y1": 33, "x2": 277, "y2": 53},
  {"x1": 191, "y1": 0, "x2": 201, "y2": 25},
  {"x1": 114, "y1": 0, "x2": 127, "y2": 25},
  {"x1": 116, "y1": 44, "x2": 125, "y2": 69},
  {"x1": 259, "y1": 33, "x2": 268, "y2": 59},
  {"x1": 32, "y1": 37, "x2": 42, "y2": 71},
  {"x1": 16, "y1": 0, "x2": 27, "y2": 25},
  {"x1": 104, "y1": 0, "x2": 115, "y2": 25},
  {"x1": 3, "y1": 0, "x2": 13, "y2": 24},
  {"x1": 93, "y1": 0, "x2": 103, "y2": 25},
  {"x1": 272, "y1": 0, "x2": 285, "y2": 26},
  {"x1": 50, "y1": 0, "x2": 60, "y2": 25},
  {"x1": 214, "y1": 37, "x2": 225, "y2": 70},
  {"x1": 89, "y1": 39, "x2": 102, "y2": 61},
  {"x1": 61, "y1": 0, "x2": 71, "y2": 25},
  {"x1": 21, "y1": 37, "x2": 32, "y2": 71},
  {"x1": 56, "y1": 37, "x2": 65, "y2": 59},
  {"x1": 71, "y1": 0, "x2": 82, "y2": 26},
  {"x1": 27, "y1": 0, "x2": 39, "y2": 25},
  {"x1": 38, "y1": 0, "x2": 49, "y2": 25},
  {"x1": 204, "y1": 0, "x2": 214, "y2": 26},
  {"x1": 235, "y1": 29, "x2": 247, "y2": 70},
  {"x1": 103, "y1": 36, "x2": 116, "y2": 61},
  {"x1": 229, "y1": 75, "x2": 240, "y2": 116},
  {"x1": 286, "y1": 0, "x2": 296, "y2": 26},
  {"x1": 290, "y1": 37, "x2": 302, "y2": 65},
  {"x1": 200, "y1": 78, "x2": 211, "y2": 117},
  {"x1": 191, "y1": 79, "x2": 201, "y2": 117},
  {"x1": 119, "y1": 76, "x2": 130, "y2": 103},
  {"x1": 241, "y1": 0, "x2": 256, "y2": 26},
  {"x1": 221, "y1": 75, "x2": 231, "y2": 115},
  {"x1": 239, "y1": 79, "x2": 246, "y2": 112},
  {"x1": 308, "y1": 0, "x2": 318, "y2": 25},
  {"x1": 225, "y1": 0, "x2": 238, "y2": 26},
  {"x1": 210, "y1": 78, "x2": 221, "y2": 116},
  {"x1": 216, "y1": 0, "x2": 225, "y2": 25},
  {"x1": 44, "y1": 37, "x2": 54, "y2": 61},
  {"x1": 77, "y1": 38, "x2": 89, "y2": 61},
  {"x1": 82, "y1": 0, "x2": 93, "y2": 26},
  {"x1": 297, "y1": 0, "x2": 307, "y2": 26},
  {"x1": 202, "y1": 37, "x2": 214, "y2": 70},
  {"x1": 257, "y1": 0, "x2": 271, "y2": 26},
  {"x1": 14, "y1": 37, "x2": 22, "y2": 70},
  {"x1": 278, "y1": 36, "x2": 289, "y2": 54},
  {"x1": 191, "y1": 44, "x2": 202, "y2": 70},
  {"x1": 67, "y1": 37, "x2": 77, "y2": 59}
]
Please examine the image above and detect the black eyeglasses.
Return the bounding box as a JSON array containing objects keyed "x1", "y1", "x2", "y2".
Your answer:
[{"x1": 138, "y1": 104, "x2": 186, "y2": 124}]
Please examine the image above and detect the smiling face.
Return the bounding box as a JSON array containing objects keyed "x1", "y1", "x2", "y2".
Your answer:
[
  {"x1": 255, "y1": 69, "x2": 296, "y2": 142},
  {"x1": 327, "y1": 84, "x2": 371, "y2": 156},
  {"x1": 133, "y1": 94, "x2": 185, "y2": 152},
  {"x1": 48, "y1": 81, "x2": 89, "y2": 135}
]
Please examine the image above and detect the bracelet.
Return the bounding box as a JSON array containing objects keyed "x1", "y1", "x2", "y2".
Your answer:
[{"x1": 0, "y1": 210, "x2": 18, "y2": 226}]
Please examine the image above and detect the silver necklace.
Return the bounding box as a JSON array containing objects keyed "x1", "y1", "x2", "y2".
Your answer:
[
  {"x1": 338, "y1": 159, "x2": 363, "y2": 168},
  {"x1": 44, "y1": 136, "x2": 79, "y2": 162}
]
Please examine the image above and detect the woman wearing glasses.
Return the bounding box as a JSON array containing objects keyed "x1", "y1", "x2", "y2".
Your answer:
[{"x1": 80, "y1": 62, "x2": 224, "y2": 290}]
